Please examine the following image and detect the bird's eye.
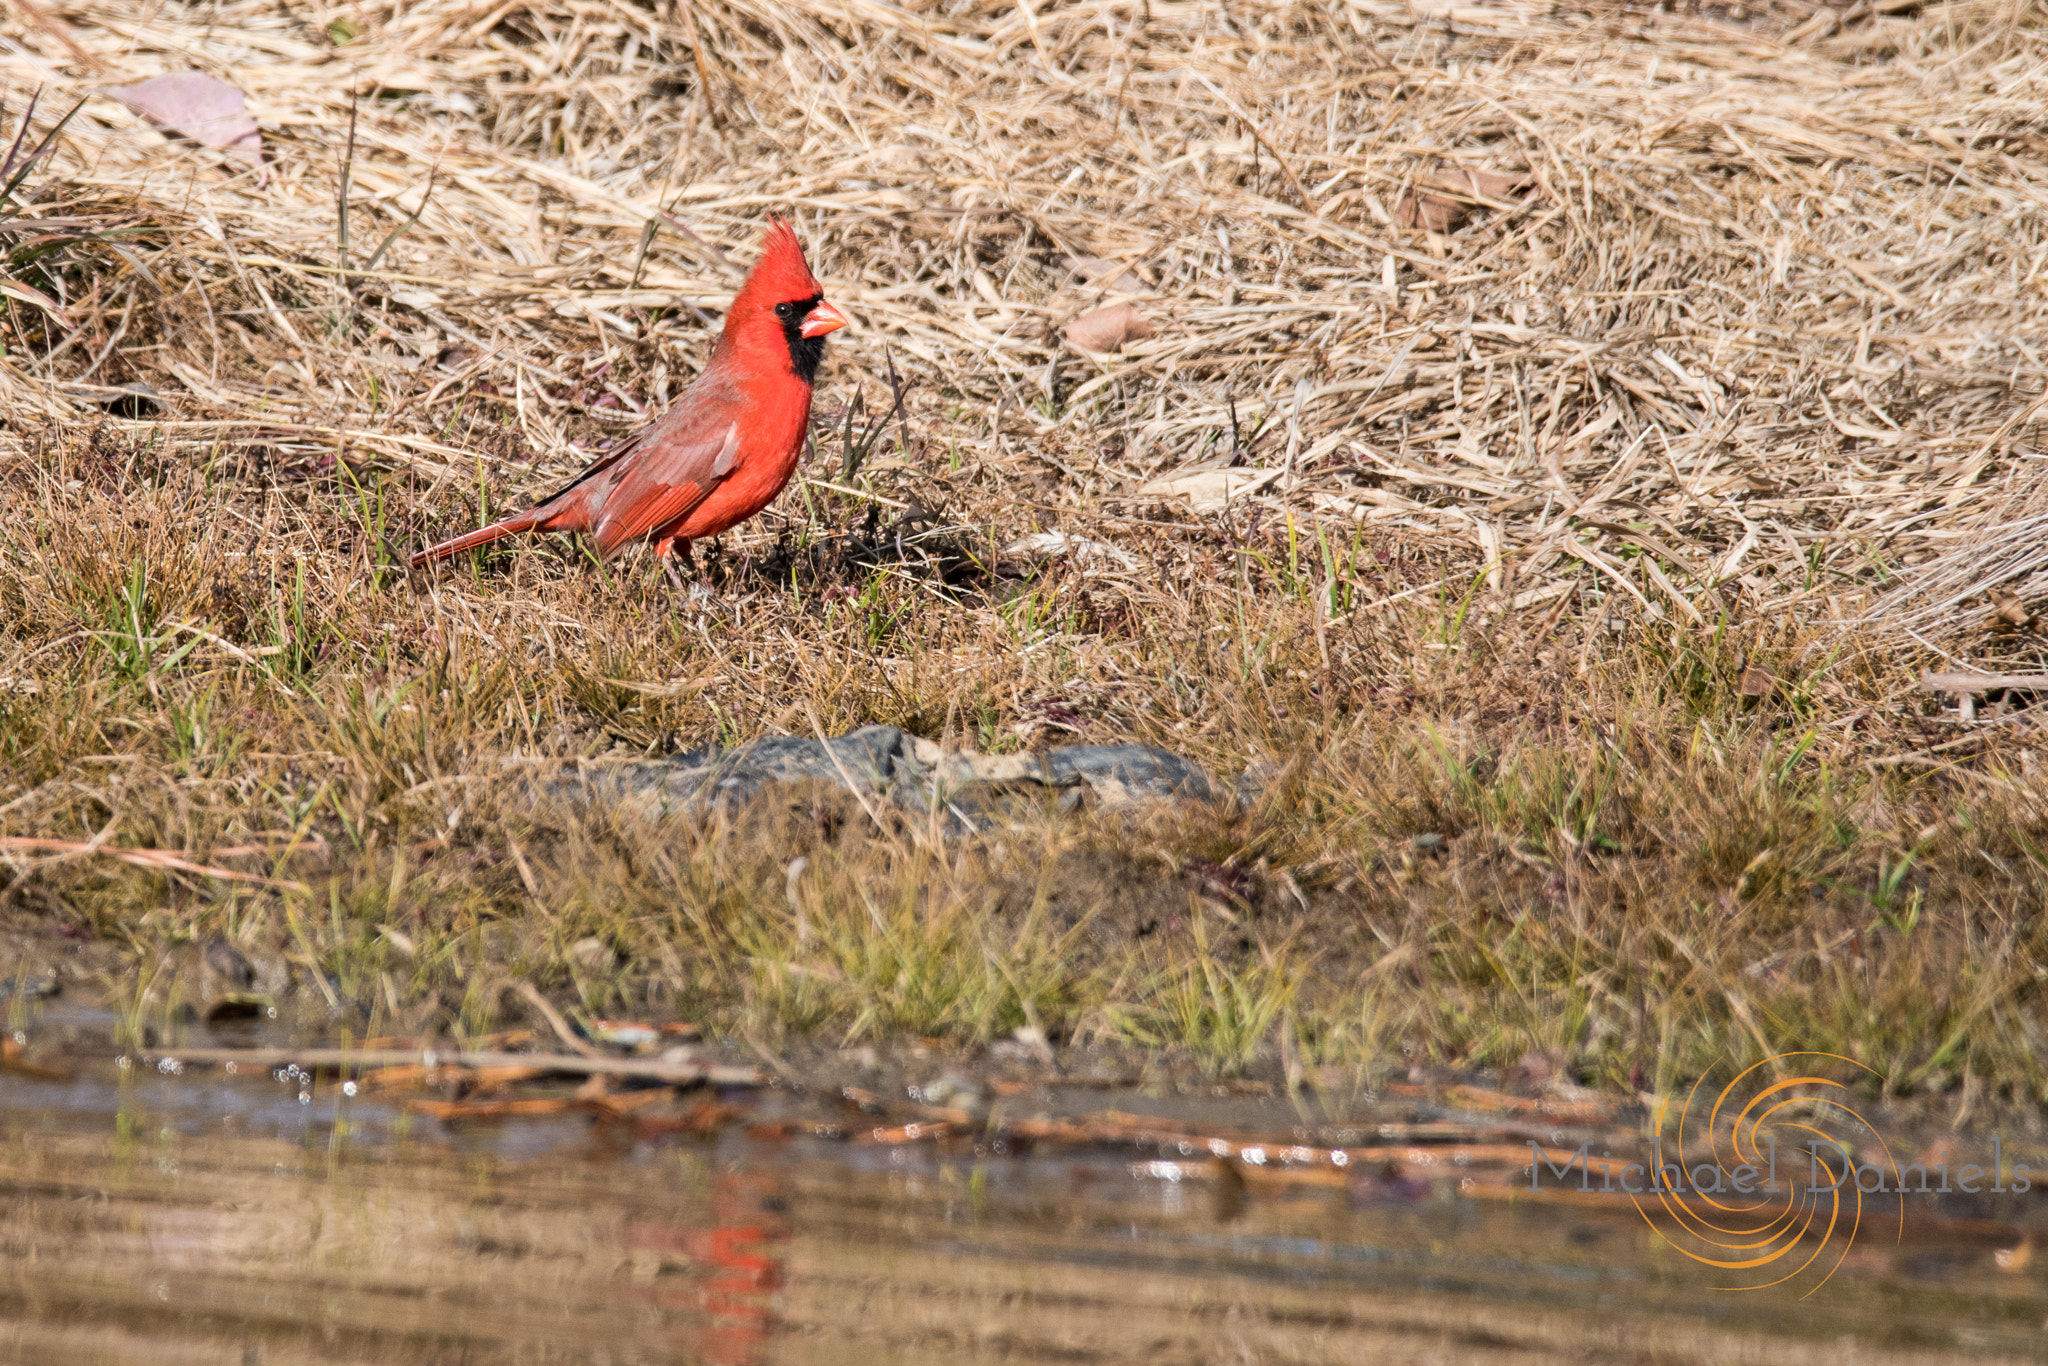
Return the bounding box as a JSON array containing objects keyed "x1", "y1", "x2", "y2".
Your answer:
[{"x1": 774, "y1": 301, "x2": 795, "y2": 320}]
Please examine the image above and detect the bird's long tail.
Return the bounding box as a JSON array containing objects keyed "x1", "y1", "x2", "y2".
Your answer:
[{"x1": 409, "y1": 510, "x2": 548, "y2": 567}]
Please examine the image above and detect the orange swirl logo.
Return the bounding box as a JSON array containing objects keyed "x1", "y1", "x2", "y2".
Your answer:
[
  {"x1": 1635, "y1": 1053, "x2": 1904, "y2": 1297},
  {"x1": 1531, "y1": 1053, "x2": 1939, "y2": 1297}
]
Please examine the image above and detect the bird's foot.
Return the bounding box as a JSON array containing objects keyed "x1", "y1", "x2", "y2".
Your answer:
[{"x1": 662, "y1": 556, "x2": 693, "y2": 603}]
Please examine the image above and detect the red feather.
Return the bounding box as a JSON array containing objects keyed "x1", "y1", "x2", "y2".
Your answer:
[{"x1": 410, "y1": 217, "x2": 846, "y2": 572}]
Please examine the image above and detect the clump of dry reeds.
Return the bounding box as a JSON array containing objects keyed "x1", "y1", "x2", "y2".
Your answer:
[{"x1": 2, "y1": 0, "x2": 2047, "y2": 1100}]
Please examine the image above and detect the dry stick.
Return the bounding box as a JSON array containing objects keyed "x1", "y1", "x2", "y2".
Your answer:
[
  {"x1": 1920, "y1": 671, "x2": 2048, "y2": 693},
  {"x1": 513, "y1": 979, "x2": 603, "y2": 1058},
  {"x1": 0, "y1": 837, "x2": 310, "y2": 891},
  {"x1": 143, "y1": 1046, "x2": 764, "y2": 1086}
]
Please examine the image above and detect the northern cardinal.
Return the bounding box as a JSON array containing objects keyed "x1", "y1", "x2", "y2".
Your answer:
[{"x1": 410, "y1": 217, "x2": 848, "y2": 587}]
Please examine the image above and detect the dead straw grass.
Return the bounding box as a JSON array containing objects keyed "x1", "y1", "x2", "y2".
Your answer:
[{"x1": 1, "y1": 0, "x2": 2047, "y2": 1101}]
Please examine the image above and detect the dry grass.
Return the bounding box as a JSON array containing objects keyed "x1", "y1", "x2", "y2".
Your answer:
[{"x1": 2, "y1": 0, "x2": 2048, "y2": 1104}]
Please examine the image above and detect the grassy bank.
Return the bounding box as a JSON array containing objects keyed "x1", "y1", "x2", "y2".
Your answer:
[{"x1": 1, "y1": 0, "x2": 2046, "y2": 1103}]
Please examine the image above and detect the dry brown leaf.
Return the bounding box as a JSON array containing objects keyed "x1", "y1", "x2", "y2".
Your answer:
[
  {"x1": 1397, "y1": 170, "x2": 1537, "y2": 232},
  {"x1": 1066, "y1": 303, "x2": 1152, "y2": 354},
  {"x1": 1982, "y1": 593, "x2": 2038, "y2": 635},
  {"x1": 1738, "y1": 664, "x2": 1776, "y2": 697},
  {"x1": 1434, "y1": 168, "x2": 1534, "y2": 200},
  {"x1": 1395, "y1": 193, "x2": 1466, "y2": 233}
]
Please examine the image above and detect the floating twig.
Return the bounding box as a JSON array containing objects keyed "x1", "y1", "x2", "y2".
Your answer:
[{"x1": 142, "y1": 1046, "x2": 765, "y2": 1087}]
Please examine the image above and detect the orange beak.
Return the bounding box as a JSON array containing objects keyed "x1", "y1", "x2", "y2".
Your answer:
[{"x1": 801, "y1": 300, "x2": 849, "y2": 339}]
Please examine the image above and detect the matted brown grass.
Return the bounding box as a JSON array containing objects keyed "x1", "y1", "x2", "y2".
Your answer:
[{"x1": 1, "y1": 0, "x2": 2047, "y2": 1105}]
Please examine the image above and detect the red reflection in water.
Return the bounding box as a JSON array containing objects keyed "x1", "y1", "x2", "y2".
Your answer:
[{"x1": 626, "y1": 1172, "x2": 789, "y2": 1364}]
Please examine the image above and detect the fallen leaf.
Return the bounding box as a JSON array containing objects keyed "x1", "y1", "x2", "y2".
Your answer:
[
  {"x1": 1395, "y1": 170, "x2": 1537, "y2": 233},
  {"x1": 1136, "y1": 464, "x2": 1282, "y2": 512},
  {"x1": 1433, "y1": 168, "x2": 1534, "y2": 201},
  {"x1": 1738, "y1": 664, "x2": 1775, "y2": 697},
  {"x1": 1984, "y1": 592, "x2": 2038, "y2": 635},
  {"x1": 1394, "y1": 193, "x2": 1465, "y2": 233},
  {"x1": 1066, "y1": 303, "x2": 1153, "y2": 354},
  {"x1": 1002, "y1": 530, "x2": 1139, "y2": 571},
  {"x1": 107, "y1": 73, "x2": 263, "y2": 174}
]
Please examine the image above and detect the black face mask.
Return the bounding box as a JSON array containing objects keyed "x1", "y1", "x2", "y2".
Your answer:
[{"x1": 771, "y1": 293, "x2": 829, "y2": 384}]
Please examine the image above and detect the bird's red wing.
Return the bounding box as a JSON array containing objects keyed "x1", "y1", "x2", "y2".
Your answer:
[{"x1": 590, "y1": 418, "x2": 742, "y2": 556}]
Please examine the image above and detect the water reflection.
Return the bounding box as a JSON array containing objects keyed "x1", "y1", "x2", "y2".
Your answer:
[
  {"x1": 624, "y1": 1172, "x2": 789, "y2": 1365},
  {"x1": 3, "y1": 1063, "x2": 2046, "y2": 1364}
]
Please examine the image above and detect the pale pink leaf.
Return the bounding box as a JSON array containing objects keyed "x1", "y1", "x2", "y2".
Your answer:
[
  {"x1": 1065, "y1": 303, "x2": 1153, "y2": 355},
  {"x1": 107, "y1": 73, "x2": 263, "y2": 172}
]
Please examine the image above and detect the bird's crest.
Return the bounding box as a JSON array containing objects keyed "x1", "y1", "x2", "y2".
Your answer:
[{"x1": 733, "y1": 216, "x2": 821, "y2": 311}]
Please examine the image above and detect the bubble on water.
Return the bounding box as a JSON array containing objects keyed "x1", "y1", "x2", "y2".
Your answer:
[
  {"x1": 297, "y1": 1090, "x2": 312, "y2": 1105},
  {"x1": 116, "y1": 1055, "x2": 132, "y2": 1070},
  {"x1": 342, "y1": 1080, "x2": 358, "y2": 1098},
  {"x1": 157, "y1": 1057, "x2": 184, "y2": 1075}
]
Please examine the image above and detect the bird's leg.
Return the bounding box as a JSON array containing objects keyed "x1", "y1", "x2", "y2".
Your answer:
[{"x1": 654, "y1": 536, "x2": 695, "y2": 605}]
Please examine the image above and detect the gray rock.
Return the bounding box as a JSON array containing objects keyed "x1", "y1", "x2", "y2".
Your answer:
[
  {"x1": 0, "y1": 974, "x2": 59, "y2": 1002},
  {"x1": 550, "y1": 725, "x2": 1219, "y2": 830},
  {"x1": 1047, "y1": 744, "x2": 1212, "y2": 804}
]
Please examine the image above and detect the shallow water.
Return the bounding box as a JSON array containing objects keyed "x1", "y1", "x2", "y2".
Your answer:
[{"x1": 5, "y1": 1014, "x2": 2048, "y2": 1363}]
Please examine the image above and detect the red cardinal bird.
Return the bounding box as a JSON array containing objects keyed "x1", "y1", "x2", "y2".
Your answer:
[{"x1": 410, "y1": 217, "x2": 847, "y2": 588}]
